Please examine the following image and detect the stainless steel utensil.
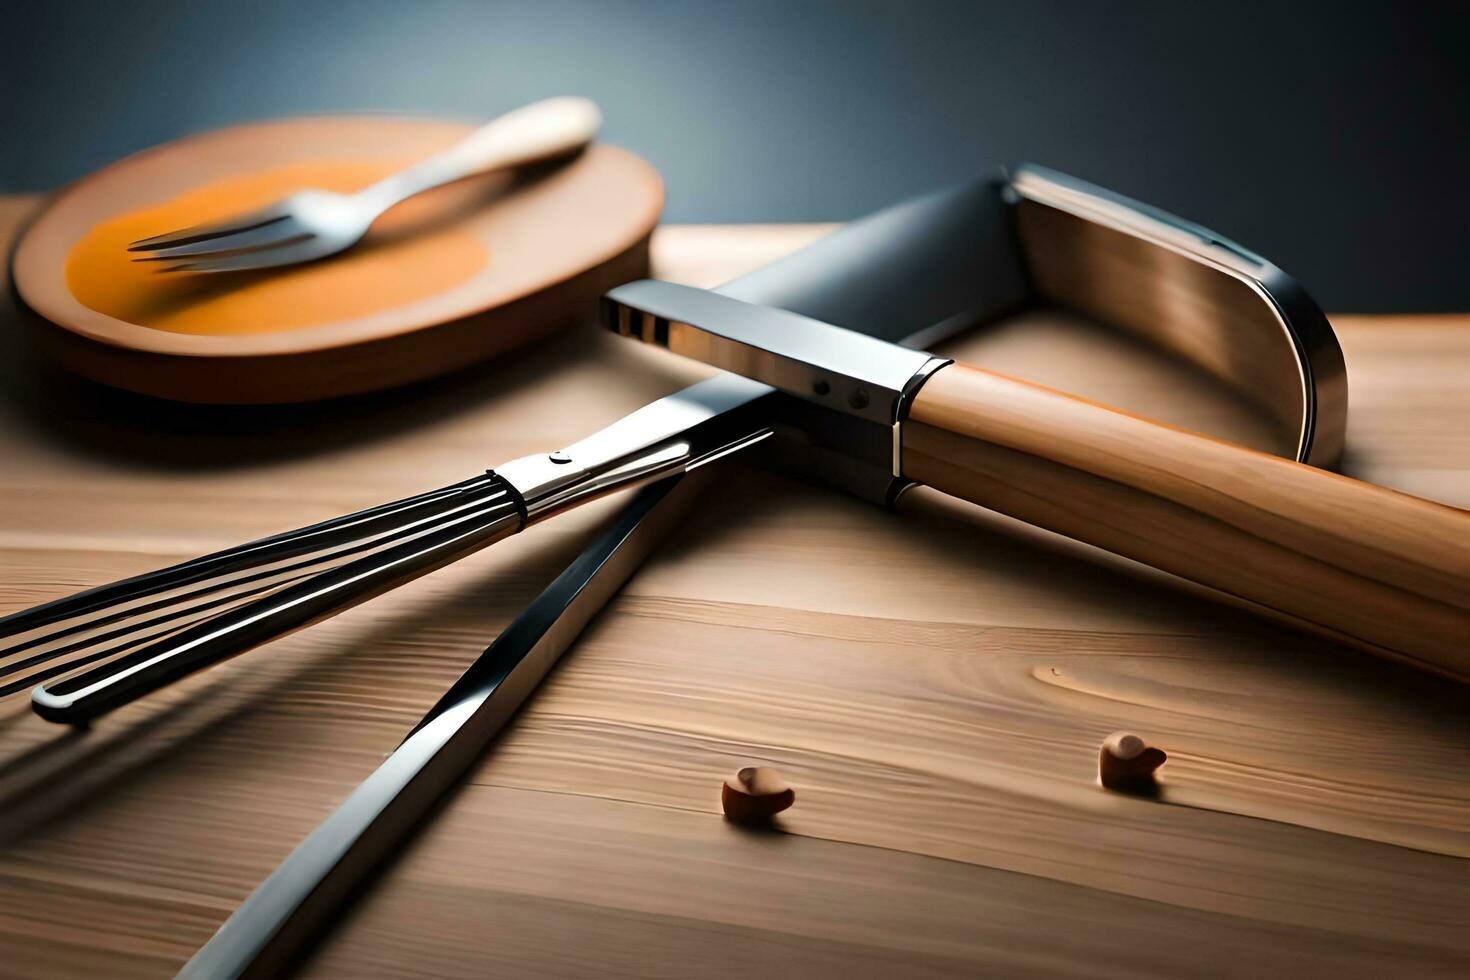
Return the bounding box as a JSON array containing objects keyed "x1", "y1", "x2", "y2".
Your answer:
[
  {"x1": 176, "y1": 473, "x2": 705, "y2": 979},
  {"x1": 126, "y1": 96, "x2": 601, "y2": 273}
]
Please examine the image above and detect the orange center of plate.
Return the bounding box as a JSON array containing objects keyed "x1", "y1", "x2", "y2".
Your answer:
[{"x1": 65, "y1": 160, "x2": 489, "y2": 336}]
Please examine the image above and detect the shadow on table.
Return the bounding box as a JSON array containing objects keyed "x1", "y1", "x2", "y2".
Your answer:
[
  {"x1": 0, "y1": 304, "x2": 688, "y2": 473},
  {"x1": 0, "y1": 189, "x2": 691, "y2": 473}
]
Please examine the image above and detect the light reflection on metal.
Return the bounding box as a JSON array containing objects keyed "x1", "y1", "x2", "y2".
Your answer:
[{"x1": 177, "y1": 475, "x2": 707, "y2": 980}]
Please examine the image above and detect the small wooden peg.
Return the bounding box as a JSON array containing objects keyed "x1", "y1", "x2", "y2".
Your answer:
[
  {"x1": 721, "y1": 766, "x2": 796, "y2": 824},
  {"x1": 1099, "y1": 732, "x2": 1167, "y2": 792}
]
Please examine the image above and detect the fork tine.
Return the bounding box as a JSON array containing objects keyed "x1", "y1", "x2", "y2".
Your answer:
[
  {"x1": 128, "y1": 206, "x2": 293, "y2": 252},
  {"x1": 134, "y1": 233, "x2": 316, "y2": 268},
  {"x1": 160, "y1": 236, "x2": 323, "y2": 274},
  {"x1": 129, "y1": 219, "x2": 312, "y2": 261}
]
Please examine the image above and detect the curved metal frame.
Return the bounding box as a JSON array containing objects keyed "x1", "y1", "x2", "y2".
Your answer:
[{"x1": 1005, "y1": 164, "x2": 1347, "y2": 467}]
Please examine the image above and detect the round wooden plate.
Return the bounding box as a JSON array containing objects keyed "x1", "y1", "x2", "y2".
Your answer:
[{"x1": 11, "y1": 116, "x2": 663, "y2": 403}]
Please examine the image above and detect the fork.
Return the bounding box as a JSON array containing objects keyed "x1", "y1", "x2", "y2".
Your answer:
[{"x1": 127, "y1": 96, "x2": 602, "y2": 273}]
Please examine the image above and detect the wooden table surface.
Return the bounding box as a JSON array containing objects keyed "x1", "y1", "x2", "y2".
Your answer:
[{"x1": 1, "y1": 195, "x2": 1467, "y2": 978}]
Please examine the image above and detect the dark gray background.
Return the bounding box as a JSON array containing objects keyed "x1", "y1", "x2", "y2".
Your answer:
[{"x1": 3, "y1": 1, "x2": 1466, "y2": 311}]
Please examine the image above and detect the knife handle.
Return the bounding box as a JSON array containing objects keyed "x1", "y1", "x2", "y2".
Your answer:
[
  {"x1": 902, "y1": 362, "x2": 1470, "y2": 680},
  {"x1": 358, "y1": 96, "x2": 601, "y2": 209}
]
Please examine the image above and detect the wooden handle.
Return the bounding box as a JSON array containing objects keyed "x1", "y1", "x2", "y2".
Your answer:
[
  {"x1": 438, "y1": 95, "x2": 603, "y2": 174},
  {"x1": 361, "y1": 96, "x2": 602, "y2": 207},
  {"x1": 902, "y1": 363, "x2": 1470, "y2": 680}
]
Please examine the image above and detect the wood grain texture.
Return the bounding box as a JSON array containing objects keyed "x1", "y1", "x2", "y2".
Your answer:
[
  {"x1": 1, "y1": 198, "x2": 1468, "y2": 978},
  {"x1": 903, "y1": 362, "x2": 1470, "y2": 679}
]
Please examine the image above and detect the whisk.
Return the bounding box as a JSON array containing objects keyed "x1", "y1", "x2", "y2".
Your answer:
[
  {"x1": 0, "y1": 368, "x2": 768, "y2": 725},
  {"x1": 0, "y1": 472, "x2": 524, "y2": 723}
]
